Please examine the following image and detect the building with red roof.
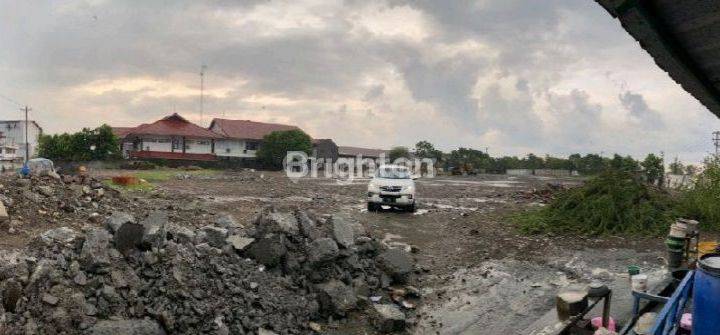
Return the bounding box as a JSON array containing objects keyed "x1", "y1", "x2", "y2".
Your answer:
[
  {"x1": 119, "y1": 114, "x2": 222, "y2": 161},
  {"x1": 209, "y1": 118, "x2": 303, "y2": 158}
]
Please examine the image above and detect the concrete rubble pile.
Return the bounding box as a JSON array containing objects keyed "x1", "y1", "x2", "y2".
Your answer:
[
  {"x1": 0, "y1": 174, "x2": 129, "y2": 235},
  {"x1": 0, "y1": 205, "x2": 419, "y2": 334}
]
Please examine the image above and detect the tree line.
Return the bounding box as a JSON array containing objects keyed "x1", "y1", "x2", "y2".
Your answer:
[
  {"x1": 390, "y1": 141, "x2": 697, "y2": 179},
  {"x1": 37, "y1": 124, "x2": 121, "y2": 161}
]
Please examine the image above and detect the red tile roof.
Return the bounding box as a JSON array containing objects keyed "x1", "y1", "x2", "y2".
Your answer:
[
  {"x1": 209, "y1": 118, "x2": 302, "y2": 140},
  {"x1": 111, "y1": 127, "x2": 134, "y2": 139},
  {"x1": 126, "y1": 114, "x2": 222, "y2": 139}
]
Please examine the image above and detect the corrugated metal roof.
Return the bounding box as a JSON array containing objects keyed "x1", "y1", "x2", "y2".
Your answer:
[{"x1": 596, "y1": 0, "x2": 720, "y2": 118}]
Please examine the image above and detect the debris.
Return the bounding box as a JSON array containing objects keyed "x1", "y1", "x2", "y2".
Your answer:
[
  {"x1": 225, "y1": 235, "x2": 254, "y2": 251},
  {"x1": 376, "y1": 249, "x2": 414, "y2": 283},
  {"x1": 307, "y1": 238, "x2": 340, "y2": 264},
  {"x1": 371, "y1": 304, "x2": 406, "y2": 333}
]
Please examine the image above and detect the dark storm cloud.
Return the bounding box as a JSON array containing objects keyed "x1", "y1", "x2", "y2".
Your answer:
[{"x1": 619, "y1": 91, "x2": 665, "y2": 129}]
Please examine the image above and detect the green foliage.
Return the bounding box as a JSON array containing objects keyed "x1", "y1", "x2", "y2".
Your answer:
[
  {"x1": 414, "y1": 141, "x2": 443, "y2": 162},
  {"x1": 388, "y1": 146, "x2": 411, "y2": 162},
  {"x1": 256, "y1": 129, "x2": 312, "y2": 169},
  {"x1": 515, "y1": 170, "x2": 677, "y2": 235},
  {"x1": 641, "y1": 153, "x2": 664, "y2": 186},
  {"x1": 38, "y1": 124, "x2": 120, "y2": 161},
  {"x1": 678, "y1": 157, "x2": 720, "y2": 230},
  {"x1": 668, "y1": 157, "x2": 684, "y2": 175}
]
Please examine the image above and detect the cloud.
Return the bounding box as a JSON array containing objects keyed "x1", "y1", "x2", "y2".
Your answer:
[{"x1": 0, "y1": 0, "x2": 717, "y2": 164}]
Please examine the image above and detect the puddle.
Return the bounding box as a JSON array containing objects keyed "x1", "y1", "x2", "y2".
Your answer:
[{"x1": 200, "y1": 195, "x2": 313, "y2": 203}]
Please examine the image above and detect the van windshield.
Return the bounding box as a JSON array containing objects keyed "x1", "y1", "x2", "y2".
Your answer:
[{"x1": 376, "y1": 167, "x2": 411, "y2": 179}]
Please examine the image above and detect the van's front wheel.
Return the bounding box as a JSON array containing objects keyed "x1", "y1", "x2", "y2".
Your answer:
[
  {"x1": 405, "y1": 203, "x2": 416, "y2": 213},
  {"x1": 367, "y1": 202, "x2": 378, "y2": 212}
]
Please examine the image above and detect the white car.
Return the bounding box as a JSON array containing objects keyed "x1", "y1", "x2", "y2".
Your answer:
[{"x1": 367, "y1": 165, "x2": 416, "y2": 212}]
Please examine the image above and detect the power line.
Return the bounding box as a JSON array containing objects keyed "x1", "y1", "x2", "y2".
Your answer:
[{"x1": 0, "y1": 93, "x2": 23, "y2": 107}]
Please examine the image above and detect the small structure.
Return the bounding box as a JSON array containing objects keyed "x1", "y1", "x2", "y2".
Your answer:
[
  {"x1": 0, "y1": 120, "x2": 42, "y2": 161},
  {"x1": 120, "y1": 114, "x2": 223, "y2": 161}
]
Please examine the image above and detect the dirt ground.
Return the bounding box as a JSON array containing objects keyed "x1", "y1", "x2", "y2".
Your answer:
[{"x1": 2, "y1": 169, "x2": 669, "y2": 334}]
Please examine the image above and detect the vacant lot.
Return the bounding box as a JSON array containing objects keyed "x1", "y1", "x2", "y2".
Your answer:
[
  {"x1": 0, "y1": 169, "x2": 666, "y2": 334},
  {"x1": 106, "y1": 169, "x2": 663, "y2": 334}
]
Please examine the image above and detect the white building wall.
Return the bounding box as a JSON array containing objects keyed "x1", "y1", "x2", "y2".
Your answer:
[
  {"x1": 215, "y1": 139, "x2": 259, "y2": 158},
  {"x1": 184, "y1": 139, "x2": 213, "y2": 154},
  {"x1": 0, "y1": 121, "x2": 42, "y2": 160},
  {"x1": 139, "y1": 136, "x2": 172, "y2": 152}
]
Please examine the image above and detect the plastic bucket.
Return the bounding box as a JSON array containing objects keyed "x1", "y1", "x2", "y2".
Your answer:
[
  {"x1": 692, "y1": 253, "x2": 720, "y2": 335},
  {"x1": 631, "y1": 274, "x2": 648, "y2": 292}
]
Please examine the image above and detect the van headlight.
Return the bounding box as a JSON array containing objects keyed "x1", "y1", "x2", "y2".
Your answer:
[{"x1": 403, "y1": 185, "x2": 415, "y2": 193}]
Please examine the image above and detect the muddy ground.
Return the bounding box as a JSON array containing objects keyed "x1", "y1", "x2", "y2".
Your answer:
[{"x1": 3, "y1": 169, "x2": 668, "y2": 334}]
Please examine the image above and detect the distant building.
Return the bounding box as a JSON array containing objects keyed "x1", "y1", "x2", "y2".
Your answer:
[
  {"x1": 0, "y1": 120, "x2": 42, "y2": 161},
  {"x1": 209, "y1": 119, "x2": 302, "y2": 159},
  {"x1": 118, "y1": 113, "x2": 223, "y2": 161},
  {"x1": 337, "y1": 146, "x2": 388, "y2": 160}
]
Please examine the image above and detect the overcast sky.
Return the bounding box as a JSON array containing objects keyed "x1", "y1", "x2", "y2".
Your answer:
[{"x1": 1, "y1": 0, "x2": 718, "y2": 163}]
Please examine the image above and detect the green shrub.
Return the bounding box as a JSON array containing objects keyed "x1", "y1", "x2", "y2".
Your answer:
[
  {"x1": 515, "y1": 170, "x2": 677, "y2": 235},
  {"x1": 678, "y1": 157, "x2": 720, "y2": 230}
]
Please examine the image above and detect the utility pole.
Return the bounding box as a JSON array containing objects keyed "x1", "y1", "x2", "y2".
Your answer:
[
  {"x1": 200, "y1": 64, "x2": 207, "y2": 124},
  {"x1": 713, "y1": 131, "x2": 720, "y2": 157},
  {"x1": 22, "y1": 106, "x2": 30, "y2": 163}
]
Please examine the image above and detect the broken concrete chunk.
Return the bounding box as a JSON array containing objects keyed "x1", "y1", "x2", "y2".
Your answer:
[
  {"x1": 40, "y1": 227, "x2": 78, "y2": 246},
  {"x1": 114, "y1": 221, "x2": 144, "y2": 255},
  {"x1": 316, "y1": 280, "x2": 357, "y2": 315},
  {"x1": 226, "y1": 235, "x2": 254, "y2": 252},
  {"x1": 89, "y1": 319, "x2": 166, "y2": 335},
  {"x1": 80, "y1": 229, "x2": 111, "y2": 273},
  {"x1": 254, "y1": 209, "x2": 299, "y2": 236},
  {"x1": 42, "y1": 293, "x2": 59, "y2": 306},
  {"x1": 140, "y1": 211, "x2": 168, "y2": 250},
  {"x1": 106, "y1": 212, "x2": 135, "y2": 234},
  {"x1": 296, "y1": 210, "x2": 320, "y2": 240},
  {"x1": 307, "y1": 238, "x2": 339, "y2": 264},
  {"x1": 202, "y1": 225, "x2": 228, "y2": 248},
  {"x1": 166, "y1": 224, "x2": 195, "y2": 244},
  {"x1": 332, "y1": 217, "x2": 355, "y2": 248},
  {"x1": 215, "y1": 214, "x2": 243, "y2": 231},
  {"x1": 376, "y1": 249, "x2": 414, "y2": 283},
  {"x1": 371, "y1": 304, "x2": 406, "y2": 333},
  {"x1": 246, "y1": 234, "x2": 287, "y2": 267}
]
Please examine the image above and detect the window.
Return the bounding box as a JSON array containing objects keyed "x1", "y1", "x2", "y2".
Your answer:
[
  {"x1": 246, "y1": 142, "x2": 259, "y2": 150},
  {"x1": 172, "y1": 139, "x2": 180, "y2": 150},
  {"x1": 157, "y1": 138, "x2": 171, "y2": 143},
  {"x1": 197, "y1": 140, "x2": 209, "y2": 145}
]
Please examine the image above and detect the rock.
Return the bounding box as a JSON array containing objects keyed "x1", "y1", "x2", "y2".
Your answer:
[
  {"x1": 40, "y1": 227, "x2": 79, "y2": 245},
  {"x1": 202, "y1": 225, "x2": 228, "y2": 248},
  {"x1": 296, "y1": 210, "x2": 320, "y2": 240},
  {"x1": 36, "y1": 185, "x2": 54, "y2": 197},
  {"x1": 1, "y1": 279, "x2": 22, "y2": 312},
  {"x1": 331, "y1": 217, "x2": 355, "y2": 248},
  {"x1": 140, "y1": 211, "x2": 168, "y2": 250},
  {"x1": 376, "y1": 249, "x2": 414, "y2": 283},
  {"x1": 89, "y1": 319, "x2": 166, "y2": 335},
  {"x1": 316, "y1": 280, "x2": 357, "y2": 315},
  {"x1": 254, "y1": 209, "x2": 299, "y2": 236},
  {"x1": 306, "y1": 238, "x2": 339, "y2": 264},
  {"x1": 106, "y1": 212, "x2": 135, "y2": 234},
  {"x1": 114, "y1": 221, "x2": 144, "y2": 255},
  {"x1": 246, "y1": 234, "x2": 287, "y2": 267},
  {"x1": 258, "y1": 329, "x2": 278, "y2": 335},
  {"x1": 42, "y1": 293, "x2": 59, "y2": 306},
  {"x1": 166, "y1": 224, "x2": 195, "y2": 244},
  {"x1": 80, "y1": 229, "x2": 111, "y2": 273},
  {"x1": 22, "y1": 190, "x2": 43, "y2": 203},
  {"x1": 215, "y1": 214, "x2": 243, "y2": 232},
  {"x1": 226, "y1": 235, "x2": 254, "y2": 251},
  {"x1": 371, "y1": 304, "x2": 406, "y2": 333},
  {"x1": 73, "y1": 271, "x2": 87, "y2": 286}
]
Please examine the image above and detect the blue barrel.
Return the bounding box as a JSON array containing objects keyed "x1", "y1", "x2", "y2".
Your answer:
[{"x1": 693, "y1": 253, "x2": 720, "y2": 335}]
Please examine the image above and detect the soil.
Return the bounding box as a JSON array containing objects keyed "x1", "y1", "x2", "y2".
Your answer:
[{"x1": 2, "y1": 169, "x2": 671, "y2": 334}]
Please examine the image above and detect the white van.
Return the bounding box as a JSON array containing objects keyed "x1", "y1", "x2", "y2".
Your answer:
[{"x1": 367, "y1": 164, "x2": 416, "y2": 212}]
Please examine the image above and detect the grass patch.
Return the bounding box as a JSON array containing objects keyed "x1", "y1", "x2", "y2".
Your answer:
[
  {"x1": 102, "y1": 179, "x2": 155, "y2": 192},
  {"x1": 131, "y1": 168, "x2": 220, "y2": 182},
  {"x1": 514, "y1": 170, "x2": 678, "y2": 236}
]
